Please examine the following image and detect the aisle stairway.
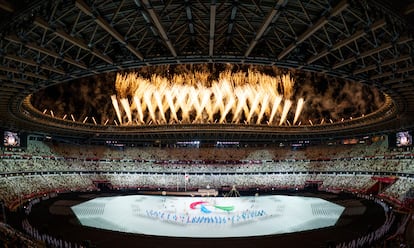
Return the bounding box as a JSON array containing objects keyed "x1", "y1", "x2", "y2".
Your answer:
[{"x1": 365, "y1": 177, "x2": 398, "y2": 195}]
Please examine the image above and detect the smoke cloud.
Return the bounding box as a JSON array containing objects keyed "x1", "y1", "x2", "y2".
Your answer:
[
  {"x1": 293, "y1": 72, "x2": 385, "y2": 122},
  {"x1": 30, "y1": 65, "x2": 385, "y2": 126}
]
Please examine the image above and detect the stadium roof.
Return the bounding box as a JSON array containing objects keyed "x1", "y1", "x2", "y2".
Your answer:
[{"x1": 0, "y1": 0, "x2": 413, "y2": 143}]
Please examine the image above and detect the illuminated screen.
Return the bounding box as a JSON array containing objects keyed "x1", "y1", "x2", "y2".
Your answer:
[
  {"x1": 396, "y1": 131, "x2": 412, "y2": 147},
  {"x1": 3, "y1": 131, "x2": 21, "y2": 147}
]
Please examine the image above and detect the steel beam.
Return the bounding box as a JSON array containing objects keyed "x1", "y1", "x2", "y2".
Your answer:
[
  {"x1": 391, "y1": 83, "x2": 414, "y2": 89},
  {"x1": 4, "y1": 54, "x2": 65, "y2": 75},
  {"x1": 5, "y1": 35, "x2": 88, "y2": 70},
  {"x1": 307, "y1": 19, "x2": 386, "y2": 64},
  {"x1": 40, "y1": 65, "x2": 65, "y2": 75},
  {"x1": 27, "y1": 43, "x2": 88, "y2": 70},
  {"x1": 0, "y1": 66, "x2": 19, "y2": 74},
  {"x1": 384, "y1": 75, "x2": 414, "y2": 85},
  {"x1": 138, "y1": 0, "x2": 177, "y2": 57},
  {"x1": 353, "y1": 54, "x2": 411, "y2": 75},
  {"x1": 25, "y1": 72, "x2": 48, "y2": 80},
  {"x1": 209, "y1": 0, "x2": 216, "y2": 57},
  {"x1": 278, "y1": 0, "x2": 348, "y2": 60},
  {"x1": 332, "y1": 56, "x2": 356, "y2": 69},
  {"x1": 4, "y1": 54, "x2": 37, "y2": 67},
  {"x1": 370, "y1": 71, "x2": 393, "y2": 80},
  {"x1": 34, "y1": 17, "x2": 113, "y2": 64},
  {"x1": 75, "y1": 0, "x2": 144, "y2": 60},
  {"x1": 404, "y1": 3, "x2": 414, "y2": 15},
  {"x1": 333, "y1": 36, "x2": 411, "y2": 70},
  {"x1": 185, "y1": 0, "x2": 194, "y2": 36},
  {"x1": 382, "y1": 54, "x2": 412, "y2": 67},
  {"x1": 244, "y1": 0, "x2": 286, "y2": 57},
  {"x1": 0, "y1": 0, "x2": 13, "y2": 12},
  {"x1": 397, "y1": 66, "x2": 414, "y2": 74},
  {"x1": 0, "y1": 75, "x2": 32, "y2": 86},
  {"x1": 0, "y1": 66, "x2": 48, "y2": 80},
  {"x1": 353, "y1": 64, "x2": 377, "y2": 75},
  {"x1": 227, "y1": 1, "x2": 238, "y2": 36}
]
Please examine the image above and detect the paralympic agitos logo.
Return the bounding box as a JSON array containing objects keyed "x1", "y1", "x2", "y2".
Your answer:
[{"x1": 189, "y1": 201, "x2": 234, "y2": 214}]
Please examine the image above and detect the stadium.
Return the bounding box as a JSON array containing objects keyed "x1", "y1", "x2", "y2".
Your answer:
[{"x1": 0, "y1": 0, "x2": 413, "y2": 247}]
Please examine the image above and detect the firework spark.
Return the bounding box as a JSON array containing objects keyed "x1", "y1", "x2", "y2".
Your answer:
[{"x1": 111, "y1": 71, "x2": 304, "y2": 126}]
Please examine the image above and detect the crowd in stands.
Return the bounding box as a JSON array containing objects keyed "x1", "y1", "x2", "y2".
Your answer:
[
  {"x1": 0, "y1": 136, "x2": 413, "y2": 247},
  {"x1": 0, "y1": 171, "x2": 412, "y2": 210},
  {"x1": 0, "y1": 136, "x2": 412, "y2": 210},
  {"x1": 0, "y1": 174, "x2": 96, "y2": 209},
  {"x1": 1, "y1": 154, "x2": 413, "y2": 174}
]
